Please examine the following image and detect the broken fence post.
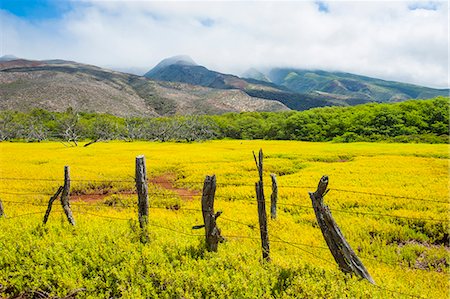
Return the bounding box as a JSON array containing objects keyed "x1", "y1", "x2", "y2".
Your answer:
[
  {"x1": 43, "y1": 186, "x2": 64, "y2": 224},
  {"x1": 0, "y1": 199, "x2": 4, "y2": 218},
  {"x1": 61, "y1": 166, "x2": 75, "y2": 225},
  {"x1": 136, "y1": 155, "x2": 149, "y2": 242},
  {"x1": 270, "y1": 173, "x2": 278, "y2": 220},
  {"x1": 201, "y1": 175, "x2": 223, "y2": 252},
  {"x1": 253, "y1": 149, "x2": 270, "y2": 262},
  {"x1": 309, "y1": 175, "x2": 375, "y2": 284}
]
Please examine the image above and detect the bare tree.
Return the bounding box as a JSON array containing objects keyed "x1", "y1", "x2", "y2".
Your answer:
[
  {"x1": 146, "y1": 118, "x2": 181, "y2": 142},
  {"x1": 58, "y1": 112, "x2": 81, "y2": 146},
  {"x1": 174, "y1": 116, "x2": 218, "y2": 142},
  {"x1": 0, "y1": 112, "x2": 22, "y2": 141},
  {"x1": 124, "y1": 117, "x2": 144, "y2": 141},
  {"x1": 85, "y1": 117, "x2": 119, "y2": 146},
  {"x1": 25, "y1": 117, "x2": 48, "y2": 142}
]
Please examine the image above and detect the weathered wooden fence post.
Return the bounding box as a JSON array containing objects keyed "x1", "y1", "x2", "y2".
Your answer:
[
  {"x1": 270, "y1": 173, "x2": 278, "y2": 220},
  {"x1": 309, "y1": 176, "x2": 375, "y2": 284},
  {"x1": 61, "y1": 166, "x2": 75, "y2": 225},
  {"x1": 135, "y1": 155, "x2": 149, "y2": 242},
  {"x1": 0, "y1": 199, "x2": 4, "y2": 218},
  {"x1": 43, "y1": 186, "x2": 64, "y2": 224},
  {"x1": 201, "y1": 175, "x2": 223, "y2": 252},
  {"x1": 253, "y1": 149, "x2": 270, "y2": 262}
]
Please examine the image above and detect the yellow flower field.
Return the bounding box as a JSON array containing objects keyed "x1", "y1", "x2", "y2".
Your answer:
[{"x1": 0, "y1": 140, "x2": 448, "y2": 298}]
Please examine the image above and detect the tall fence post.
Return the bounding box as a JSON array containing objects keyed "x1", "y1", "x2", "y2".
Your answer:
[
  {"x1": 309, "y1": 176, "x2": 375, "y2": 284},
  {"x1": 43, "y1": 186, "x2": 64, "y2": 225},
  {"x1": 270, "y1": 173, "x2": 278, "y2": 220},
  {"x1": 0, "y1": 199, "x2": 4, "y2": 218},
  {"x1": 135, "y1": 155, "x2": 149, "y2": 242},
  {"x1": 253, "y1": 149, "x2": 270, "y2": 262},
  {"x1": 61, "y1": 166, "x2": 75, "y2": 225},
  {"x1": 201, "y1": 175, "x2": 223, "y2": 252}
]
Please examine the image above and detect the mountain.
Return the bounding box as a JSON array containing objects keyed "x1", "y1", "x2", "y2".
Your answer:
[
  {"x1": 146, "y1": 57, "x2": 448, "y2": 107},
  {"x1": 0, "y1": 55, "x2": 19, "y2": 62},
  {"x1": 241, "y1": 68, "x2": 271, "y2": 82},
  {"x1": 0, "y1": 59, "x2": 288, "y2": 117},
  {"x1": 145, "y1": 55, "x2": 197, "y2": 77},
  {"x1": 268, "y1": 68, "x2": 449, "y2": 103},
  {"x1": 145, "y1": 56, "x2": 343, "y2": 110},
  {"x1": 145, "y1": 55, "x2": 248, "y2": 89}
]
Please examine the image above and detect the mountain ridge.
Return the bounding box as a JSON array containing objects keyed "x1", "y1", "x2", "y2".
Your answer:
[
  {"x1": 1, "y1": 55, "x2": 448, "y2": 117},
  {"x1": 145, "y1": 55, "x2": 197, "y2": 77},
  {"x1": 145, "y1": 56, "x2": 448, "y2": 108},
  {"x1": 266, "y1": 68, "x2": 448, "y2": 102},
  {"x1": 144, "y1": 56, "x2": 349, "y2": 110},
  {"x1": 0, "y1": 58, "x2": 288, "y2": 117}
]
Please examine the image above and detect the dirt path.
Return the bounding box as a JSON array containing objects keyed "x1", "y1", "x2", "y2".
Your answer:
[
  {"x1": 72, "y1": 174, "x2": 199, "y2": 202},
  {"x1": 149, "y1": 174, "x2": 200, "y2": 200}
]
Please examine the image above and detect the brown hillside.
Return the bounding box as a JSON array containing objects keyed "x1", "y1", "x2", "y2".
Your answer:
[{"x1": 0, "y1": 60, "x2": 289, "y2": 117}]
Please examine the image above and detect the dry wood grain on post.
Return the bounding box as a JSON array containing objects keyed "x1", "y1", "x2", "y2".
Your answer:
[
  {"x1": 43, "y1": 186, "x2": 63, "y2": 224},
  {"x1": 309, "y1": 176, "x2": 375, "y2": 284},
  {"x1": 201, "y1": 175, "x2": 223, "y2": 252},
  {"x1": 253, "y1": 149, "x2": 270, "y2": 262},
  {"x1": 61, "y1": 166, "x2": 75, "y2": 225},
  {"x1": 135, "y1": 155, "x2": 149, "y2": 240},
  {"x1": 270, "y1": 173, "x2": 278, "y2": 220},
  {"x1": 0, "y1": 199, "x2": 4, "y2": 218}
]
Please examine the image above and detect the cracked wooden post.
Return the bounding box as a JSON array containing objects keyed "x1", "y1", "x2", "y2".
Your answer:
[
  {"x1": 61, "y1": 166, "x2": 75, "y2": 225},
  {"x1": 309, "y1": 176, "x2": 375, "y2": 284},
  {"x1": 43, "y1": 186, "x2": 64, "y2": 224},
  {"x1": 201, "y1": 175, "x2": 223, "y2": 252},
  {"x1": 0, "y1": 199, "x2": 4, "y2": 218},
  {"x1": 253, "y1": 149, "x2": 270, "y2": 262},
  {"x1": 270, "y1": 173, "x2": 278, "y2": 220},
  {"x1": 136, "y1": 155, "x2": 149, "y2": 242}
]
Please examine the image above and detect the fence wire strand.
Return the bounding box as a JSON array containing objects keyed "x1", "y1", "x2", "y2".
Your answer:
[
  {"x1": 1, "y1": 192, "x2": 447, "y2": 223},
  {"x1": 0, "y1": 176, "x2": 447, "y2": 204}
]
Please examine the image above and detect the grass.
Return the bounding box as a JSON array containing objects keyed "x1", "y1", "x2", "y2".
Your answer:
[{"x1": 0, "y1": 140, "x2": 448, "y2": 298}]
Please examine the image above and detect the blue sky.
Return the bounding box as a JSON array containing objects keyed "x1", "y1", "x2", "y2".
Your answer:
[
  {"x1": 0, "y1": 0, "x2": 73, "y2": 20},
  {"x1": 0, "y1": 1, "x2": 448, "y2": 88}
]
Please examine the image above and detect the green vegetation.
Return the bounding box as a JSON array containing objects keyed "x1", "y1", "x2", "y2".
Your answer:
[
  {"x1": 0, "y1": 97, "x2": 448, "y2": 143},
  {"x1": 268, "y1": 68, "x2": 449, "y2": 103},
  {"x1": 213, "y1": 96, "x2": 449, "y2": 143}
]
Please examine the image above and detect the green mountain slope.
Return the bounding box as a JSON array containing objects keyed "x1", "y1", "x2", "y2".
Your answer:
[{"x1": 268, "y1": 68, "x2": 449, "y2": 103}]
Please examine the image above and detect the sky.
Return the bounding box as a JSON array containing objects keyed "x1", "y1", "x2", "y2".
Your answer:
[{"x1": 0, "y1": 0, "x2": 448, "y2": 88}]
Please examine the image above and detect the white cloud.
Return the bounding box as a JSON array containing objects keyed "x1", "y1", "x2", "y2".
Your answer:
[{"x1": 1, "y1": 0, "x2": 448, "y2": 88}]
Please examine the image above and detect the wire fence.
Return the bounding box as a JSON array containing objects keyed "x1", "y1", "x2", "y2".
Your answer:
[
  {"x1": 1, "y1": 196, "x2": 447, "y2": 224},
  {"x1": 0, "y1": 184, "x2": 447, "y2": 223},
  {"x1": 0, "y1": 176, "x2": 448, "y2": 203}
]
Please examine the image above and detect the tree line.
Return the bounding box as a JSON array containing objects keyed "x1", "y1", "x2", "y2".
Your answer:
[{"x1": 0, "y1": 97, "x2": 448, "y2": 144}]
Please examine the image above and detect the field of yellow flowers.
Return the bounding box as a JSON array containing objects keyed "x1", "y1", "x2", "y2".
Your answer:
[{"x1": 0, "y1": 140, "x2": 448, "y2": 298}]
